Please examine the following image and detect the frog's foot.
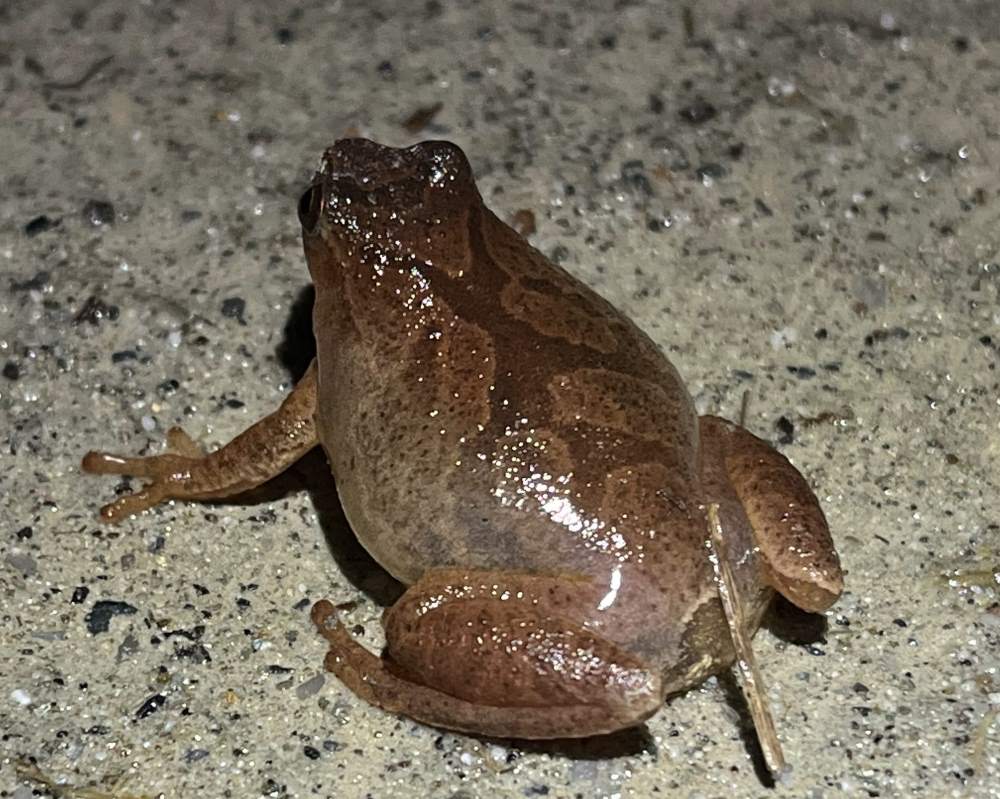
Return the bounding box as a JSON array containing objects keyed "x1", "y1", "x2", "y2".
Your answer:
[
  {"x1": 311, "y1": 570, "x2": 665, "y2": 740},
  {"x1": 82, "y1": 361, "x2": 319, "y2": 523},
  {"x1": 82, "y1": 430, "x2": 205, "y2": 521},
  {"x1": 699, "y1": 415, "x2": 843, "y2": 612}
]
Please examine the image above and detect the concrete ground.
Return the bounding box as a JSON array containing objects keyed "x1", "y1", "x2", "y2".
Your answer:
[{"x1": 2, "y1": 1, "x2": 998, "y2": 797}]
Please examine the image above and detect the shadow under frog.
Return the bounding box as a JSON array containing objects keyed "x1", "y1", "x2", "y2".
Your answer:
[{"x1": 83, "y1": 139, "x2": 842, "y2": 742}]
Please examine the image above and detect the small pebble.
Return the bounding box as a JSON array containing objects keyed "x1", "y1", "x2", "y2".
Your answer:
[
  {"x1": 10, "y1": 688, "x2": 32, "y2": 706},
  {"x1": 221, "y1": 297, "x2": 247, "y2": 324},
  {"x1": 678, "y1": 98, "x2": 717, "y2": 124},
  {"x1": 24, "y1": 215, "x2": 57, "y2": 236},
  {"x1": 85, "y1": 600, "x2": 138, "y2": 634},
  {"x1": 296, "y1": 674, "x2": 325, "y2": 699},
  {"x1": 81, "y1": 199, "x2": 115, "y2": 226},
  {"x1": 135, "y1": 693, "x2": 166, "y2": 719},
  {"x1": 489, "y1": 745, "x2": 507, "y2": 762}
]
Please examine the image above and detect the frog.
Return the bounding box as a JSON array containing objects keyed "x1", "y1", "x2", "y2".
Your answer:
[{"x1": 82, "y1": 139, "x2": 843, "y2": 740}]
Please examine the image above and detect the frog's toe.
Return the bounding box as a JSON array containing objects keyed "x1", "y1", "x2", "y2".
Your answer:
[
  {"x1": 81, "y1": 425, "x2": 203, "y2": 477},
  {"x1": 97, "y1": 484, "x2": 170, "y2": 523},
  {"x1": 82, "y1": 449, "x2": 194, "y2": 481},
  {"x1": 81, "y1": 448, "x2": 201, "y2": 523}
]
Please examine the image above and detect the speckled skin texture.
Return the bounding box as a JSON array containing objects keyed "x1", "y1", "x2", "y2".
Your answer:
[
  {"x1": 301, "y1": 139, "x2": 840, "y2": 734},
  {"x1": 5, "y1": 0, "x2": 1000, "y2": 796}
]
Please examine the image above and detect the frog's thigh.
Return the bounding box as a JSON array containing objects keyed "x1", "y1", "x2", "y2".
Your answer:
[
  {"x1": 699, "y1": 415, "x2": 844, "y2": 612},
  {"x1": 312, "y1": 570, "x2": 665, "y2": 740},
  {"x1": 82, "y1": 360, "x2": 319, "y2": 522}
]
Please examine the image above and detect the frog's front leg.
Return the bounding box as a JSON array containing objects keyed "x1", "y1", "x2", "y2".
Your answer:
[
  {"x1": 312, "y1": 569, "x2": 664, "y2": 739},
  {"x1": 82, "y1": 361, "x2": 319, "y2": 522},
  {"x1": 699, "y1": 415, "x2": 843, "y2": 612}
]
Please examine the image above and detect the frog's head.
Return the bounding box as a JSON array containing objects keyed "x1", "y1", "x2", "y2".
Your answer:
[{"x1": 299, "y1": 139, "x2": 480, "y2": 281}]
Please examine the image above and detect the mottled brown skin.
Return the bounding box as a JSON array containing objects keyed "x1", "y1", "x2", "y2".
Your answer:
[{"x1": 82, "y1": 139, "x2": 843, "y2": 740}]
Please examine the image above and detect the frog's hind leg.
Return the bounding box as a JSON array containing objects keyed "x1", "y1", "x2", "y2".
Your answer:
[
  {"x1": 698, "y1": 415, "x2": 843, "y2": 612},
  {"x1": 82, "y1": 361, "x2": 319, "y2": 522},
  {"x1": 311, "y1": 569, "x2": 665, "y2": 740}
]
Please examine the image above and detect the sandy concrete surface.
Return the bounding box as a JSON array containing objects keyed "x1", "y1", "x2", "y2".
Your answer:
[{"x1": 2, "y1": 1, "x2": 998, "y2": 797}]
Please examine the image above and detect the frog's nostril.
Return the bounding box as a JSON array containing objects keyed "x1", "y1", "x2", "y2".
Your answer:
[{"x1": 298, "y1": 183, "x2": 323, "y2": 232}]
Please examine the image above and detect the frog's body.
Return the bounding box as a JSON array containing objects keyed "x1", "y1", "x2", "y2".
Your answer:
[{"x1": 83, "y1": 139, "x2": 842, "y2": 739}]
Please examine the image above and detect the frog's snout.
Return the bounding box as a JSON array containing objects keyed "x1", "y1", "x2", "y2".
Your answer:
[{"x1": 321, "y1": 138, "x2": 415, "y2": 189}]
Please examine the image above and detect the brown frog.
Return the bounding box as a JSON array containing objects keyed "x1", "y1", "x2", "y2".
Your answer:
[{"x1": 83, "y1": 139, "x2": 843, "y2": 740}]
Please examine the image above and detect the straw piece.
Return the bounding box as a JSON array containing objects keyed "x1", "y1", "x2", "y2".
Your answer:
[{"x1": 705, "y1": 503, "x2": 789, "y2": 781}]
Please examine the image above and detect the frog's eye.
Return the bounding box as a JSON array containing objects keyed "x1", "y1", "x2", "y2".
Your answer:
[{"x1": 298, "y1": 184, "x2": 323, "y2": 233}]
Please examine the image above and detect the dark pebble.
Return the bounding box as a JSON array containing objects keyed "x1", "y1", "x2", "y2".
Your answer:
[
  {"x1": 135, "y1": 693, "x2": 167, "y2": 719},
  {"x1": 678, "y1": 98, "x2": 717, "y2": 124},
  {"x1": 25, "y1": 215, "x2": 59, "y2": 237},
  {"x1": 85, "y1": 600, "x2": 138, "y2": 634},
  {"x1": 863, "y1": 326, "x2": 910, "y2": 347},
  {"x1": 175, "y1": 644, "x2": 212, "y2": 663},
  {"x1": 775, "y1": 415, "x2": 795, "y2": 445},
  {"x1": 787, "y1": 366, "x2": 817, "y2": 379},
  {"x1": 3, "y1": 361, "x2": 20, "y2": 380},
  {"x1": 81, "y1": 199, "x2": 115, "y2": 226},
  {"x1": 303, "y1": 745, "x2": 321, "y2": 760},
  {"x1": 74, "y1": 295, "x2": 120, "y2": 326},
  {"x1": 157, "y1": 379, "x2": 180, "y2": 397},
  {"x1": 84, "y1": 724, "x2": 110, "y2": 735},
  {"x1": 221, "y1": 297, "x2": 247, "y2": 324},
  {"x1": 163, "y1": 625, "x2": 205, "y2": 642},
  {"x1": 10, "y1": 271, "x2": 51, "y2": 292},
  {"x1": 71, "y1": 586, "x2": 89, "y2": 604},
  {"x1": 15, "y1": 525, "x2": 32, "y2": 540},
  {"x1": 695, "y1": 163, "x2": 727, "y2": 181}
]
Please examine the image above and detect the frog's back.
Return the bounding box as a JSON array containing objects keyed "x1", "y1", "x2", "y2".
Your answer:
[{"x1": 307, "y1": 140, "x2": 710, "y2": 661}]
